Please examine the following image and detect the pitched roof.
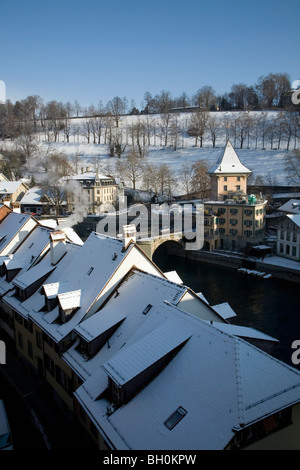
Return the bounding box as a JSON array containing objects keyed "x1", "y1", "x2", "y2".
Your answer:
[
  {"x1": 287, "y1": 213, "x2": 300, "y2": 228},
  {"x1": 208, "y1": 140, "x2": 252, "y2": 175},
  {"x1": 279, "y1": 199, "x2": 300, "y2": 213},
  {"x1": 0, "y1": 212, "x2": 36, "y2": 255},
  {"x1": 75, "y1": 301, "x2": 300, "y2": 450}
]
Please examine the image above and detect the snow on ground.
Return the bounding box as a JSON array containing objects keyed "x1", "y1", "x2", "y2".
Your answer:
[{"x1": 2, "y1": 110, "x2": 299, "y2": 194}]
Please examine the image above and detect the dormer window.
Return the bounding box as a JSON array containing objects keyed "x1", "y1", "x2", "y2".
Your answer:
[
  {"x1": 58, "y1": 290, "x2": 81, "y2": 323},
  {"x1": 15, "y1": 286, "x2": 27, "y2": 301},
  {"x1": 102, "y1": 322, "x2": 191, "y2": 408}
]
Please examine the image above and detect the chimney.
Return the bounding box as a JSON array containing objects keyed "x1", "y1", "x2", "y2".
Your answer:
[
  {"x1": 50, "y1": 230, "x2": 66, "y2": 265},
  {"x1": 122, "y1": 224, "x2": 136, "y2": 250}
]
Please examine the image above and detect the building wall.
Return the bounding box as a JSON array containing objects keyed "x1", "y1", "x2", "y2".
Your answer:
[
  {"x1": 210, "y1": 174, "x2": 248, "y2": 200},
  {"x1": 67, "y1": 177, "x2": 118, "y2": 214},
  {"x1": 243, "y1": 403, "x2": 300, "y2": 450},
  {"x1": 276, "y1": 218, "x2": 300, "y2": 261},
  {"x1": 204, "y1": 202, "x2": 266, "y2": 250}
]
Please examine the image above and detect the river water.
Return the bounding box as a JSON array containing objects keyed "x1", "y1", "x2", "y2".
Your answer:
[{"x1": 153, "y1": 248, "x2": 300, "y2": 369}]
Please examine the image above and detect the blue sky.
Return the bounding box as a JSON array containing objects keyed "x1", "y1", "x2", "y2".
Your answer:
[{"x1": 1, "y1": 0, "x2": 299, "y2": 109}]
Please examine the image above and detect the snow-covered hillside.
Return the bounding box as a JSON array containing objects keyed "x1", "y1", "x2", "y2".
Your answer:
[{"x1": 2, "y1": 110, "x2": 299, "y2": 194}]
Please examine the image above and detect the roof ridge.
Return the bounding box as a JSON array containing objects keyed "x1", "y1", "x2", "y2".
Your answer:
[{"x1": 233, "y1": 339, "x2": 245, "y2": 427}]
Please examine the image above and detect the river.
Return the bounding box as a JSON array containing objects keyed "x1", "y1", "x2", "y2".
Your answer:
[{"x1": 153, "y1": 248, "x2": 300, "y2": 369}]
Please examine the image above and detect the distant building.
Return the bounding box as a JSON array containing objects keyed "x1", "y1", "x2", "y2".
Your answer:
[
  {"x1": 278, "y1": 199, "x2": 300, "y2": 215},
  {"x1": 0, "y1": 180, "x2": 28, "y2": 211},
  {"x1": 65, "y1": 169, "x2": 120, "y2": 214},
  {"x1": 276, "y1": 214, "x2": 300, "y2": 261},
  {"x1": 20, "y1": 186, "x2": 62, "y2": 216},
  {"x1": 204, "y1": 141, "x2": 267, "y2": 251}
]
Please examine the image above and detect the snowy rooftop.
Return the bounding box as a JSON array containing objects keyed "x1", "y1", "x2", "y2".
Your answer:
[
  {"x1": 287, "y1": 213, "x2": 300, "y2": 229},
  {"x1": 0, "y1": 180, "x2": 26, "y2": 194},
  {"x1": 0, "y1": 212, "x2": 36, "y2": 254},
  {"x1": 75, "y1": 301, "x2": 300, "y2": 450},
  {"x1": 19, "y1": 186, "x2": 45, "y2": 205},
  {"x1": 4, "y1": 243, "x2": 81, "y2": 320},
  {"x1": 279, "y1": 199, "x2": 300, "y2": 214},
  {"x1": 208, "y1": 140, "x2": 252, "y2": 175}
]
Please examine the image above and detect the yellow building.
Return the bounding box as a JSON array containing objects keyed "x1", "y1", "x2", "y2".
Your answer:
[
  {"x1": 204, "y1": 141, "x2": 267, "y2": 251},
  {"x1": 66, "y1": 170, "x2": 118, "y2": 214}
]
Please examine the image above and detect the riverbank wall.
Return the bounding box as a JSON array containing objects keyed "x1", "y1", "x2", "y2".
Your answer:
[{"x1": 171, "y1": 248, "x2": 300, "y2": 284}]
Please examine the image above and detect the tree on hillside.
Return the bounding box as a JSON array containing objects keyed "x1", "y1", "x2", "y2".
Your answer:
[
  {"x1": 193, "y1": 86, "x2": 216, "y2": 110},
  {"x1": 285, "y1": 150, "x2": 300, "y2": 184},
  {"x1": 256, "y1": 73, "x2": 291, "y2": 108},
  {"x1": 188, "y1": 109, "x2": 209, "y2": 147},
  {"x1": 115, "y1": 148, "x2": 145, "y2": 190},
  {"x1": 106, "y1": 96, "x2": 125, "y2": 128},
  {"x1": 190, "y1": 160, "x2": 210, "y2": 198}
]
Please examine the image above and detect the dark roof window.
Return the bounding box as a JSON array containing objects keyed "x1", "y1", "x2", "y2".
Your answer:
[{"x1": 164, "y1": 406, "x2": 187, "y2": 430}]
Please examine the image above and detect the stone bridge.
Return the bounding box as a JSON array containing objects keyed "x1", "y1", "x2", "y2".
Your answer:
[{"x1": 136, "y1": 230, "x2": 186, "y2": 259}]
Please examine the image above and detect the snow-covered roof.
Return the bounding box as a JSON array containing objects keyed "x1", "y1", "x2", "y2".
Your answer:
[
  {"x1": 0, "y1": 212, "x2": 36, "y2": 254},
  {"x1": 26, "y1": 232, "x2": 161, "y2": 342},
  {"x1": 71, "y1": 172, "x2": 114, "y2": 181},
  {"x1": 208, "y1": 140, "x2": 252, "y2": 175},
  {"x1": 212, "y1": 302, "x2": 237, "y2": 320},
  {"x1": 75, "y1": 301, "x2": 300, "y2": 450},
  {"x1": 287, "y1": 213, "x2": 300, "y2": 229},
  {"x1": 3, "y1": 243, "x2": 81, "y2": 320},
  {"x1": 102, "y1": 320, "x2": 191, "y2": 386},
  {"x1": 210, "y1": 322, "x2": 278, "y2": 342},
  {"x1": 19, "y1": 186, "x2": 46, "y2": 205},
  {"x1": 279, "y1": 199, "x2": 300, "y2": 214},
  {"x1": 163, "y1": 270, "x2": 183, "y2": 284},
  {"x1": 0, "y1": 180, "x2": 27, "y2": 194}
]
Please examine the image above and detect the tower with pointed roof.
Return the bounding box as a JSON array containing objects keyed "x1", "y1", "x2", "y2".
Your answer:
[{"x1": 208, "y1": 140, "x2": 252, "y2": 201}]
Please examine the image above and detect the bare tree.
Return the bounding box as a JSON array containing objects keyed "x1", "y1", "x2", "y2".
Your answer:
[
  {"x1": 188, "y1": 109, "x2": 208, "y2": 147},
  {"x1": 180, "y1": 162, "x2": 194, "y2": 195},
  {"x1": 115, "y1": 148, "x2": 145, "y2": 189},
  {"x1": 106, "y1": 96, "x2": 124, "y2": 128},
  {"x1": 190, "y1": 160, "x2": 211, "y2": 198},
  {"x1": 285, "y1": 150, "x2": 300, "y2": 184}
]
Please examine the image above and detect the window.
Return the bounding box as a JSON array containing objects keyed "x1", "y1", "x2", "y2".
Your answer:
[
  {"x1": 36, "y1": 331, "x2": 42, "y2": 349},
  {"x1": 18, "y1": 332, "x2": 23, "y2": 349},
  {"x1": 27, "y1": 340, "x2": 33, "y2": 358},
  {"x1": 164, "y1": 406, "x2": 187, "y2": 430},
  {"x1": 224, "y1": 185, "x2": 227, "y2": 191},
  {"x1": 236, "y1": 185, "x2": 240, "y2": 190},
  {"x1": 237, "y1": 176, "x2": 241, "y2": 181},
  {"x1": 224, "y1": 177, "x2": 227, "y2": 181}
]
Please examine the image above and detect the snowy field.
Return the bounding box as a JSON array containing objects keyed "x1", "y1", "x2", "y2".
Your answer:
[{"x1": 2, "y1": 110, "x2": 299, "y2": 195}]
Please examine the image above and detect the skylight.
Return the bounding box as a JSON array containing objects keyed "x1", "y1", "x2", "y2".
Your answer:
[
  {"x1": 164, "y1": 406, "x2": 187, "y2": 430},
  {"x1": 143, "y1": 304, "x2": 152, "y2": 315}
]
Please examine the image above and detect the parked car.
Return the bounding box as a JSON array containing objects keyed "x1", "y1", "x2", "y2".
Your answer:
[{"x1": 0, "y1": 400, "x2": 13, "y2": 450}]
